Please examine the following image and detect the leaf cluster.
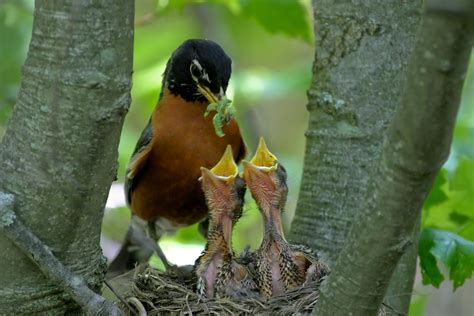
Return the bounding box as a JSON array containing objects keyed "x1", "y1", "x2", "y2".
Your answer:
[
  {"x1": 420, "y1": 228, "x2": 474, "y2": 289},
  {"x1": 155, "y1": 0, "x2": 313, "y2": 43},
  {"x1": 420, "y1": 158, "x2": 474, "y2": 289}
]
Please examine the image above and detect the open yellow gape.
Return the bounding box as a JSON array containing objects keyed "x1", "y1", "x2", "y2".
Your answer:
[
  {"x1": 248, "y1": 137, "x2": 278, "y2": 171},
  {"x1": 200, "y1": 145, "x2": 238, "y2": 182}
]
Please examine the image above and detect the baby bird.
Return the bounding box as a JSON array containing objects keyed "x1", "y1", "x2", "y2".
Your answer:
[
  {"x1": 242, "y1": 137, "x2": 329, "y2": 299},
  {"x1": 195, "y1": 146, "x2": 258, "y2": 299}
]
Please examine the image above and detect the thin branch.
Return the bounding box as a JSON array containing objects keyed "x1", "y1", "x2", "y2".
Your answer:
[
  {"x1": 315, "y1": 1, "x2": 474, "y2": 315},
  {"x1": 0, "y1": 192, "x2": 124, "y2": 316},
  {"x1": 383, "y1": 217, "x2": 420, "y2": 315},
  {"x1": 104, "y1": 279, "x2": 138, "y2": 316}
]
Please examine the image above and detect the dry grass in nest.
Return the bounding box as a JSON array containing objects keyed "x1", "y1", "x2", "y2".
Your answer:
[{"x1": 121, "y1": 265, "x2": 325, "y2": 315}]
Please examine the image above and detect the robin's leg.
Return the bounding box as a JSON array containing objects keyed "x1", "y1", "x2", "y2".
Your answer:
[
  {"x1": 146, "y1": 221, "x2": 173, "y2": 270},
  {"x1": 110, "y1": 216, "x2": 173, "y2": 273},
  {"x1": 147, "y1": 222, "x2": 196, "y2": 282}
]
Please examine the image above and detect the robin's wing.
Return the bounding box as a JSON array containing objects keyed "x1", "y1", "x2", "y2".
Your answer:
[
  {"x1": 125, "y1": 119, "x2": 153, "y2": 206},
  {"x1": 125, "y1": 60, "x2": 171, "y2": 206}
]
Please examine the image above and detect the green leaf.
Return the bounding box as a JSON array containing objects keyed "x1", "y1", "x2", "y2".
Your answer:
[
  {"x1": 0, "y1": 2, "x2": 33, "y2": 111},
  {"x1": 421, "y1": 191, "x2": 462, "y2": 233},
  {"x1": 240, "y1": 0, "x2": 313, "y2": 43},
  {"x1": 419, "y1": 229, "x2": 445, "y2": 287},
  {"x1": 156, "y1": 0, "x2": 241, "y2": 14},
  {"x1": 450, "y1": 157, "x2": 474, "y2": 218},
  {"x1": 419, "y1": 228, "x2": 474, "y2": 289},
  {"x1": 153, "y1": 0, "x2": 312, "y2": 42},
  {"x1": 408, "y1": 294, "x2": 428, "y2": 316},
  {"x1": 459, "y1": 221, "x2": 474, "y2": 241},
  {"x1": 423, "y1": 169, "x2": 448, "y2": 210},
  {"x1": 421, "y1": 161, "x2": 474, "y2": 241}
]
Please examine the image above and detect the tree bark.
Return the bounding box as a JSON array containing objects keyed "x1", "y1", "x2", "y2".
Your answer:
[
  {"x1": 289, "y1": 0, "x2": 422, "y2": 265},
  {"x1": 288, "y1": 1, "x2": 424, "y2": 312},
  {"x1": 288, "y1": 7, "x2": 425, "y2": 312},
  {"x1": 383, "y1": 219, "x2": 419, "y2": 315},
  {"x1": 315, "y1": 2, "x2": 474, "y2": 315},
  {"x1": 0, "y1": 0, "x2": 134, "y2": 314}
]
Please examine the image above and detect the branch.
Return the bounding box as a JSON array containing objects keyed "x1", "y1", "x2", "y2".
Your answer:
[
  {"x1": 0, "y1": 1, "x2": 134, "y2": 312},
  {"x1": 0, "y1": 192, "x2": 123, "y2": 316},
  {"x1": 315, "y1": 2, "x2": 474, "y2": 315},
  {"x1": 383, "y1": 218, "x2": 420, "y2": 315},
  {"x1": 290, "y1": 0, "x2": 423, "y2": 266}
]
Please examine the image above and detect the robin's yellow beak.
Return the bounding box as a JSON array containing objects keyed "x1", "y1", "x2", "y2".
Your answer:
[{"x1": 197, "y1": 83, "x2": 222, "y2": 104}]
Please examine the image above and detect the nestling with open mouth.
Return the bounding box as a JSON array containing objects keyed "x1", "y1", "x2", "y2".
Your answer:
[
  {"x1": 242, "y1": 137, "x2": 330, "y2": 299},
  {"x1": 195, "y1": 146, "x2": 259, "y2": 299}
]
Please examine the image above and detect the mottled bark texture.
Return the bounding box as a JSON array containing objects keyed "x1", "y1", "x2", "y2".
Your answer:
[
  {"x1": 289, "y1": 3, "x2": 423, "y2": 309},
  {"x1": 0, "y1": 193, "x2": 122, "y2": 315},
  {"x1": 383, "y1": 218, "x2": 420, "y2": 315},
  {"x1": 290, "y1": 0, "x2": 422, "y2": 264},
  {"x1": 0, "y1": 1, "x2": 134, "y2": 314},
  {"x1": 315, "y1": 2, "x2": 474, "y2": 315}
]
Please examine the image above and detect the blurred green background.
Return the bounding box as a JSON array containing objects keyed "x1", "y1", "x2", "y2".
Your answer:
[{"x1": 0, "y1": 1, "x2": 473, "y2": 315}]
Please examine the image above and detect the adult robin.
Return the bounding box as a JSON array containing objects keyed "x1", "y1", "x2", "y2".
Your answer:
[
  {"x1": 195, "y1": 146, "x2": 258, "y2": 299},
  {"x1": 242, "y1": 138, "x2": 329, "y2": 299},
  {"x1": 107, "y1": 39, "x2": 246, "y2": 278}
]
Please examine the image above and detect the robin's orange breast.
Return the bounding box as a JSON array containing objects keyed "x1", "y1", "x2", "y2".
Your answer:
[{"x1": 130, "y1": 90, "x2": 245, "y2": 225}]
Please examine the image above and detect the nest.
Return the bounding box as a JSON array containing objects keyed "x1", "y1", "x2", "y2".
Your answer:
[{"x1": 121, "y1": 265, "x2": 324, "y2": 315}]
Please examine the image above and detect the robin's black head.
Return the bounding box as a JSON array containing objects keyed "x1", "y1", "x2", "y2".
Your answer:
[{"x1": 164, "y1": 39, "x2": 232, "y2": 103}]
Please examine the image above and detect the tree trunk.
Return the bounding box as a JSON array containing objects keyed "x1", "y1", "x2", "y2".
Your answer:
[
  {"x1": 383, "y1": 220, "x2": 420, "y2": 315},
  {"x1": 290, "y1": 0, "x2": 422, "y2": 263},
  {"x1": 0, "y1": 0, "x2": 134, "y2": 314},
  {"x1": 315, "y1": 3, "x2": 474, "y2": 313},
  {"x1": 288, "y1": 0, "x2": 423, "y2": 313}
]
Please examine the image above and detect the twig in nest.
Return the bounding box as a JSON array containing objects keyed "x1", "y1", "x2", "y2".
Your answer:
[
  {"x1": 124, "y1": 266, "x2": 326, "y2": 315},
  {"x1": 126, "y1": 297, "x2": 147, "y2": 316},
  {"x1": 104, "y1": 279, "x2": 137, "y2": 316}
]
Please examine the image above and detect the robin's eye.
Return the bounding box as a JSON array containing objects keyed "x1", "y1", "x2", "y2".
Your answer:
[
  {"x1": 190, "y1": 60, "x2": 202, "y2": 82},
  {"x1": 190, "y1": 64, "x2": 201, "y2": 79}
]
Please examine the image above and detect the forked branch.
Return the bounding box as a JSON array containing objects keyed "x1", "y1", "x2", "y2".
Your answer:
[
  {"x1": 0, "y1": 192, "x2": 123, "y2": 316},
  {"x1": 315, "y1": 1, "x2": 474, "y2": 315}
]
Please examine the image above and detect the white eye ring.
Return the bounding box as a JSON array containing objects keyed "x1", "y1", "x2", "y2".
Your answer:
[
  {"x1": 192, "y1": 59, "x2": 203, "y2": 71},
  {"x1": 190, "y1": 59, "x2": 202, "y2": 82},
  {"x1": 190, "y1": 59, "x2": 211, "y2": 83}
]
